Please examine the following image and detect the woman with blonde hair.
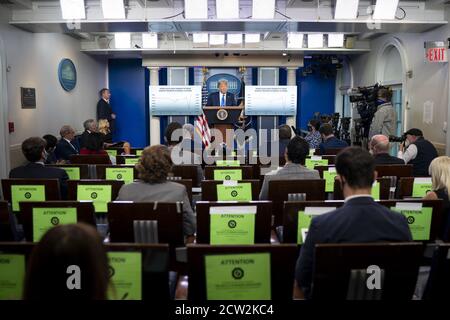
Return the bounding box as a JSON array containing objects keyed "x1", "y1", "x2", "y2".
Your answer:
[
  {"x1": 424, "y1": 156, "x2": 450, "y2": 240},
  {"x1": 98, "y1": 119, "x2": 131, "y2": 155}
]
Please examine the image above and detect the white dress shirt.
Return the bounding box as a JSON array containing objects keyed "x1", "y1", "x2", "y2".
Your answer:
[{"x1": 397, "y1": 144, "x2": 418, "y2": 164}]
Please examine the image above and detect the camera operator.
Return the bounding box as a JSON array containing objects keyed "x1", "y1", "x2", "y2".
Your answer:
[
  {"x1": 397, "y1": 128, "x2": 438, "y2": 177},
  {"x1": 304, "y1": 119, "x2": 322, "y2": 149},
  {"x1": 368, "y1": 87, "x2": 396, "y2": 139},
  {"x1": 369, "y1": 135, "x2": 405, "y2": 165}
]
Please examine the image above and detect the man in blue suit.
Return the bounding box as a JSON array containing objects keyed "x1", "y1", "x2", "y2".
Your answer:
[
  {"x1": 206, "y1": 79, "x2": 237, "y2": 107},
  {"x1": 318, "y1": 123, "x2": 348, "y2": 154},
  {"x1": 295, "y1": 147, "x2": 412, "y2": 299}
]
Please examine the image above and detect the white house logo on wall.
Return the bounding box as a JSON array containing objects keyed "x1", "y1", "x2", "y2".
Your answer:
[
  {"x1": 206, "y1": 73, "x2": 241, "y2": 96},
  {"x1": 58, "y1": 58, "x2": 77, "y2": 91}
]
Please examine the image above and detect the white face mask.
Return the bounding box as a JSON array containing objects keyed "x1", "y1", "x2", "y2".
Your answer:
[
  {"x1": 42, "y1": 150, "x2": 48, "y2": 161},
  {"x1": 404, "y1": 139, "x2": 410, "y2": 147}
]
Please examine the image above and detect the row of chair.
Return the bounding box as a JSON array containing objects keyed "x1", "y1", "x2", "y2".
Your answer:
[
  {"x1": 0, "y1": 241, "x2": 448, "y2": 300},
  {"x1": 0, "y1": 173, "x2": 431, "y2": 223},
  {"x1": 1, "y1": 198, "x2": 446, "y2": 245}
]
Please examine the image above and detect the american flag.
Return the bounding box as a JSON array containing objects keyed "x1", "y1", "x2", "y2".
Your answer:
[{"x1": 195, "y1": 75, "x2": 211, "y2": 147}]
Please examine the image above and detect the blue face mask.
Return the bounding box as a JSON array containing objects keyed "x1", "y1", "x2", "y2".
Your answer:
[{"x1": 376, "y1": 99, "x2": 386, "y2": 106}]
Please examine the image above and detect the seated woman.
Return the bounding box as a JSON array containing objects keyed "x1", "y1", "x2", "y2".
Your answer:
[
  {"x1": 98, "y1": 119, "x2": 131, "y2": 155},
  {"x1": 23, "y1": 223, "x2": 109, "y2": 300},
  {"x1": 116, "y1": 145, "x2": 196, "y2": 242},
  {"x1": 424, "y1": 156, "x2": 450, "y2": 240}
]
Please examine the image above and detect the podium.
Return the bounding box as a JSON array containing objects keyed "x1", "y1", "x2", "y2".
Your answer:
[{"x1": 203, "y1": 106, "x2": 243, "y2": 145}]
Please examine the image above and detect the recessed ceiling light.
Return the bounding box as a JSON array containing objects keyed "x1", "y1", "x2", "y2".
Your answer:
[
  {"x1": 185, "y1": 0, "x2": 208, "y2": 19},
  {"x1": 60, "y1": 0, "x2": 86, "y2": 20},
  {"x1": 308, "y1": 34, "x2": 324, "y2": 48},
  {"x1": 115, "y1": 33, "x2": 131, "y2": 49},
  {"x1": 287, "y1": 33, "x2": 304, "y2": 49},
  {"x1": 334, "y1": 0, "x2": 359, "y2": 19},
  {"x1": 373, "y1": 0, "x2": 399, "y2": 20},
  {"x1": 142, "y1": 33, "x2": 158, "y2": 49},
  {"x1": 101, "y1": 0, "x2": 125, "y2": 19},
  {"x1": 216, "y1": 0, "x2": 239, "y2": 19},
  {"x1": 252, "y1": 0, "x2": 275, "y2": 19}
]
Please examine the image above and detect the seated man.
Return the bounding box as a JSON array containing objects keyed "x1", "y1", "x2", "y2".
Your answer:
[
  {"x1": 55, "y1": 125, "x2": 79, "y2": 162},
  {"x1": 397, "y1": 128, "x2": 438, "y2": 177},
  {"x1": 318, "y1": 123, "x2": 348, "y2": 155},
  {"x1": 295, "y1": 147, "x2": 412, "y2": 298},
  {"x1": 259, "y1": 136, "x2": 320, "y2": 200},
  {"x1": 369, "y1": 134, "x2": 405, "y2": 165},
  {"x1": 277, "y1": 124, "x2": 292, "y2": 157},
  {"x1": 9, "y1": 137, "x2": 69, "y2": 199},
  {"x1": 171, "y1": 123, "x2": 204, "y2": 187}
]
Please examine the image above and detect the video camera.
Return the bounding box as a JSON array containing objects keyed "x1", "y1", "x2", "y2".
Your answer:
[{"x1": 349, "y1": 83, "x2": 389, "y2": 139}]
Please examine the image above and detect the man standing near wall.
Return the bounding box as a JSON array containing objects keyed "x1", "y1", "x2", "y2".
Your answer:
[
  {"x1": 369, "y1": 87, "x2": 396, "y2": 139},
  {"x1": 97, "y1": 88, "x2": 116, "y2": 133}
]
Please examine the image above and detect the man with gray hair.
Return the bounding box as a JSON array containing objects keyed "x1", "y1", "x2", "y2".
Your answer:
[
  {"x1": 83, "y1": 119, "x2": 98, "y2": 132},
  {"x1": 206, "y1": 79, "x2": 237, "y2": 106},
  {"x1": 55, "y1": 125, "x2": 79, "y2": 161},
  {"x1": 369, "y1": 134, "x2": 404, "y2": 165},
  {"x1": 80, "y1": 119, "x2": 103, "y2": 152}
]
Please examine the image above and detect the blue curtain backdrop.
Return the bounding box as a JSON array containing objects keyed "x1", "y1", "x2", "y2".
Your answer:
[
  {"x1": 158, "y1": 68, "x2": 168, "y2": 145},
  {"x1": 296, "y1": 59, "x2": 336, "y2": 130},
  {"x1": 108, "y1": 59, "x2": 149, "y2": 148},
  {"x1": 108, "y1": 60, "x2": 336, "y2": 145}
]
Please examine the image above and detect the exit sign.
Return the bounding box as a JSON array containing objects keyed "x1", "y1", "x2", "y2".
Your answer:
[{"x1": 425, "y1": 41, "x2": 448, "y2": 63}]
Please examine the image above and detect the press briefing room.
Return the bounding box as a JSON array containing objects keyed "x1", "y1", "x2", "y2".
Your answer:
[{"x1": 0, "y1": 0, "x2": 449, "y2": 316}]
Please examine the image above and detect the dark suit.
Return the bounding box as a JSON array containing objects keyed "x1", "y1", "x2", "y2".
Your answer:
[
  {"x1": 278, "y1": 138, "x2": 290, "y2": 157},
  {"x1": 295, "y1": 196, "x2": 412, "y2": 298},
  {"x1": 79, "y1": 130, "x2": 104, "y2": 151},
  {"x1": 206, "y1": 91, "x2": 236, "y2": 107},
  {"x1": 55, "y1": 139, "x2": 79, "y2": 161},
  {"x1": 9, "y1": 162, "x2": 69, "y2": 199},
  {"x1": 373, "y1": 153, "x2": 405, "y2": 165},
  {"x1": 97, "y1": 99, "x2": 115, "y2": 132},
  {"x1": 319, "y1": 136, "x2": 348, "y2": 155}
]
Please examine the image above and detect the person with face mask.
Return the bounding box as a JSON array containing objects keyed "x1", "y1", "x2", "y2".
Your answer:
[
  {"x1": 304, "y1": 119, "x2": 322, "y2": 149},
  {"x1": 397, "y1": 128, "x2": 438, "y2": 177},
  {"x1": 368, "y1": 87, "x2": 396, "y2": 139},
  {"x1": 9, "y1": 137, "x2": 69, "y2": 199},
  {"x1": 295, "y1": 147, "x2": 412, "y2": 299}
]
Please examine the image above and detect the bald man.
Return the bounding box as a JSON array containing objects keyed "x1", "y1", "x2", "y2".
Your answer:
[{"x1": 369, "y1": 135, "x2": 405, "y2": 165}]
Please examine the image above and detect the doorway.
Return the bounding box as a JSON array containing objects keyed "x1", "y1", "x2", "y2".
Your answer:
[{"x1": 0, "y1": 34, "x2": 9, "y2": 180}]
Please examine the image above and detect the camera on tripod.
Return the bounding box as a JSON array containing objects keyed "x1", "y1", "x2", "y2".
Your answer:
[{"x1": 349, "y1": 83, "x2": 390, "y2": 141}]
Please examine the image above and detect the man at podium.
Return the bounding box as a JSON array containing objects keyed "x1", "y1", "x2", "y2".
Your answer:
[{"x1": 206, "y1": 79, "x2": 237, "y2": 106}]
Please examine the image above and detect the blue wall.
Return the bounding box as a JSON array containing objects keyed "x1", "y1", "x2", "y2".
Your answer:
[
  {"x1": 108, "y1": 59, "x2": 149, "y2": 147},
  {"x1": 296, "y1": 60, "x2": 336, "y2": 130}
]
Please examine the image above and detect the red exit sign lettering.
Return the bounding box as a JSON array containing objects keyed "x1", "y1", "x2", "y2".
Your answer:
[{"x1": 425, "y1": 41, "x2": 448, "y2": 63}]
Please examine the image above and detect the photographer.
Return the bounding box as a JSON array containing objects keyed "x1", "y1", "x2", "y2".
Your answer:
[
  {"x1": 304, "y1": 119, "x2": 322, "y2": 149},
  {"x1": 368, "y1": 87, "x2": 396, "y2": 139},
  {"x1": 397, "y1": 128, "x2": 438, "y2": 177}
]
